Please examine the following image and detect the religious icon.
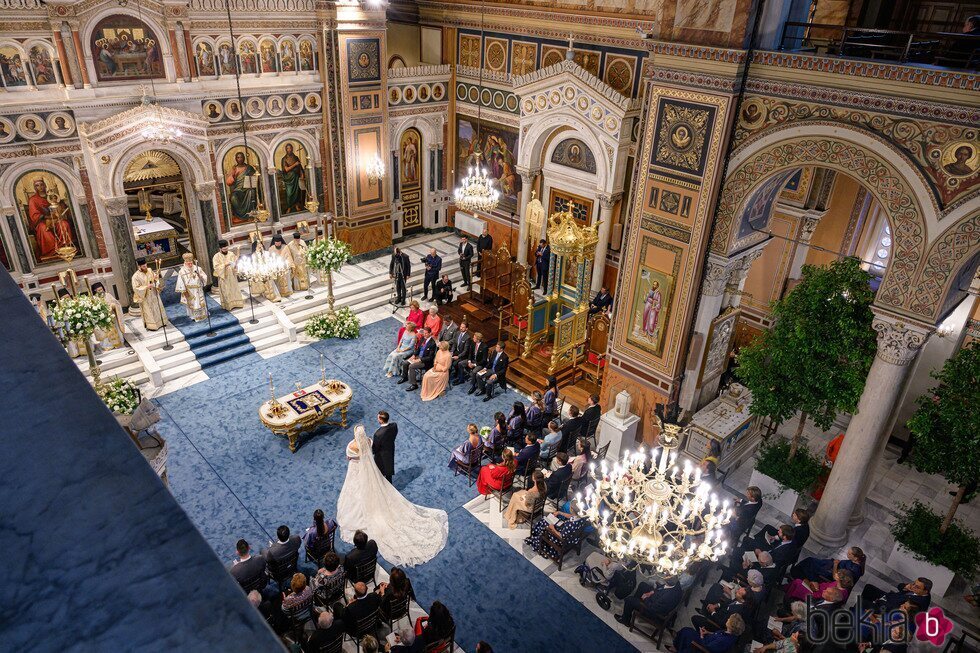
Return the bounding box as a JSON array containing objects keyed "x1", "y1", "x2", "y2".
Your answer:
[
  {"x1": 29, "y1": 46, "x2": 56, "y2": 85},
  {"x1": 568, "y1": 144, "x2": 583, "y2": 164},
  {"x1": 222, "y1": 147, "x2": 260, "y2": 225},
  {"x1": 280, "y1": 41, "x2": 296, "y2": 72},
  {"x1": 239, "y1": 41, "x2": 257, "y2": 74},
  {"x1": 357, "y1": 52, "x2": 371, "y2": 68},
  {"x1": 0, "y1": 117, "x2": 14, "y2": 144},
  {"x1": 217, "y1": 41, "x2": 235, "y2": 75},
  {"x1": 47, "y1": 112, "x2": 75, "y2": 137},
  {"x1": 299, "y1": 40, "x2": 314, "y2": 71},
  {"x1": 205, "y1": 102, "x2": 221, "y2": 120},
  {"x1": 400, "y1": 129, "x2": 420, "y2": 186},
  {"x1": 630, "y1": 266, "x2": 674, "y2": 355},
  {"x1": 305, "y1": 93, "x2": 320, "y2": 111},
  {"x1": 0, "y1": 46, "x2": 30, "y2": 86},
  {"x1": 267, "y1": 96, "x2": 283, "y2": 115},
  {"x1": 15, "y1": 171, "x2": 82, "y2": 264},
  {"x1": 225, "y1": 99, "x2": 241, "y2": 119},
  {"x1": 17, "y1": 115, "x2": 45, "y2": 140},
  {"x1": 286, "y1": 94, "x2": 302, "y2": 114},
  {"x1": 456, "y1": 117, "x2": 521, "y2": 210},
  {"x1": 246, "y1": 97, "x2": 264, "y2": 118},
  {"x1": 260, "y1": 40, "x2": 277, "y2": 73},
  {"x1": 89, "y1": 15, "x2": 163, "y2": 82},
  {"x1": 941, "y1": 142, "x2": 979, "y2": 178},
  {"x1": 275, "y1": 140, "x2": 308, "y2": 216},
  {"x1": 196, "y1": 42, "x2": 216, "y2": 76}
]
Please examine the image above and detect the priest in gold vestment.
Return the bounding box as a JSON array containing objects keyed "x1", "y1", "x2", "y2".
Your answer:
[
  {"x1": 269, "y1": 234, "x2": 295, "y2": 298},
  {"x1": 93, "y1": 282, "x2": 125, "y2": 349},
  {"x1": 175, "y1": 253, "x2": 209, "y2": 321},
  {"x1": 212, "y1": 239, "x2": 245, "y2": 310},
  {"x1": 287, "y1": 232, "x2": 310, "y2": 292},
  {"x1": 131, "y1": 259, "x2": 166, "y2": 331}
]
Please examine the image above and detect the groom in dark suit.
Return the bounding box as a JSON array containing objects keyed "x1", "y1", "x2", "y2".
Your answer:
[{"x1": 372, "y1": 411, "x2": 397, "y2": 482}]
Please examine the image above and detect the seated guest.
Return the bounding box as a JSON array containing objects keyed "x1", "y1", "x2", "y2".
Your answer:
[
  {"x1": 860, "y1": 626, "x2": 910, "y2": 653},
  {"x1": 415, "y1": 601, "x2": 455, "y2": 645},
  {"x1": 230, "y1": 538, "x2": 269, "y2": 591},
  {"x1": 361, "y1": 635, "x2": 380, "y2": 653},
  {"x1": 860, "y1": 578, "x2": 932, "y2": 613},
  {"x1": 439, "y1": 316, "x2": 459, "y2": 343},
  {"x1": 733, "y1": 524, "x2": 797, "y2": 571},
  {"x1": 377, "y1": 567, "x2": 416, "y2": 621},
  {"x1": 420, "y1": 341, "x2": 452, "y2": 401},
  {"x1": 783, "y1": 568, "x2": 854, "y2": 603},
  {"x1": 793, "y1": 546, "x2": 866, "y2": 583},
  {"x1": 281, "y1": 573, "x2": 314, "y2": 624},
  {"x1": 542, "y1": 376, "x2": 559, "y2": 421},
  {"x1": 504, "y1": 469, "x2": 546, "y2": 528},
  {"x1": 249, "y1": 589, "x2": 287, "y2": 635},
  {"x1": 343, "y1": 530, "x2": 378, "y2": 579},
  {"x1": 507, "y1": 402, "x2": 527, "y2": 446},
  {"x1": 725, "y1": 486, "x2": 763, "y2": 542},
  {"x1": 589, "y1": 286, "x2": 614, "y2": 315},
  {"x1": 669, "y1": 613, "x2": 745, "y2": 653},
  {"x1": 311, "y1": 551, "x2": 346, "y2": 608},
  {"x1": 705, "y1": 569, "x2": 766, "y2": 607},
  {"x1": 514, "y1": 434, "x2": 540, "y2": 480},
  {"x1": 616, "y1": 575, "x2": 683, "y2": 625},
  {"x1": 701, "y1": 459, "x2": 718, "y2": 485},
  {"x1": 570, "y1": 438, "x2": 593, "y2": 480},
  {"x1": 390, "y1": 627, "x2": 422, "y2": 653},
  {"x1": 406, "y1": 301, "x2": 425, "y2": 331},
  {"x1": 435, "y1": 273, "x2": 454, "y2": 305},
  {"x1": 302, "y1": 509, "x2": 337, "y2": 561},
  {"x1": 526, "y1": 391, "x2": 546, "y2": 435},
  {"x1": 476, "y1": 448, "x2": 516, "y2": 495},
  {"x1": 423, "y1": 305, "x2": 442, "y2": 338},
  {"x1": 304, "y1": 610, "x2": 345, "y2": 653},
  {"x1": 341, "y1": 582, "x2": 382, "y2": 636},
  {"x1": 483, "y1": 412, "x2": 508, "y2": 454},
  {"x1": 857, "y1": 601, "x2": 919, "y2": 644},
  {"x1": 446, "y1": 321, "x2": 471, "y2": 383},
  {"x1": 468, "y1": 342, "x2": 509, "y2": 401},
  {"x1": 559, "y1": 405, "x2": 583, "y2": 453},
  {"x1": 453, "y1": 331, "x2": 486, "y2": 385},
  {"x1": 385, "y1": 322, "x2": 418, "y2": 378},
  {"x1": 399, "y1": 328, "x2": 437, "y2": 390},
  {"x1": 539, "y1": 420, "x2": 562, "y2": 465},
  {"x1": 747, "y1": 509, "x2": 810, "y2": 551},
  {"x1": 545, "y1": 451, "x2": 573, "y2": 500},
  {"x1": 753, "y1": 629, "x2": 806, "y2": 653},
  {"x1": 581, "y1": 394, "x2": 601, "y2": 440},
  {"x1": 766, "y1": 601, "x2": 808, "y2": 644},
  {"x1": 448, "y1": 423, "x2": 482, "y2": 471},
  {"x1": 524, "y1": 501, "x2": 588, "y2": 555},
  {"x1": 693, "y1": 586, "x2": 754, "y2": 632},
  {"x1": 265, "y1": 524, "x2": 302, "y2": 565}
]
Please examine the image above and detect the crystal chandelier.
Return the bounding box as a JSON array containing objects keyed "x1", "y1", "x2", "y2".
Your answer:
[
  {"x1": 453, "y1": 0, "x2": 499, "y2": 214},
  {"x1": 365, "y1": 155, "x2": 385, "y2": 185},
  {"x1": 236, "y1": 248, "x2": 289, "y2": 283},
  {"x1": 140, "y1": 104, "x2": 183, "y2": 142},
  {"x1": 576, "y1": 415, "x2": 733, "y2": 576}
]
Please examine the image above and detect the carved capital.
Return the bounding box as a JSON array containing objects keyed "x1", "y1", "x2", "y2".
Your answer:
[
  {"x1": 702, "y1": 260, "x2": 731, "y2": 297},
  {"x1": 102, "y1": 195, "x2": 129, "y2": 215},
  {"x1": 194, "y1": 181, "x2": 217, "y2": 197},
  {"x1": 872, "y1": 315, "x2": 931, "y2": 366},
  {"x1": 798, "y1": 214, "x2": 822, "y2": 244},
  {"x1": 597, "y1": 193, "x2": 622, "y2": 211},
  {"x1": 0, "y1": 205, "x2": 15, "y2": 218}
]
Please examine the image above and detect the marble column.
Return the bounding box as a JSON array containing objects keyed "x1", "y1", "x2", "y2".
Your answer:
[
  {"x1": 678, "y1": 257, "x2": 733, "y2": 414},
  {"x1": 591, "y1": 193, "x2": 620, "y2": 293},
  {"x1": 516, "y1": 168, "x2": 539, "y2": 263},
  {"x1": 787, "y1": 211, "x2": 824, "y2": 280},
  {"x1": 723, "y1": 250, "x2": 762, "y2": 310},
  {"x1": 51, "y1": 26, "x2": 74, "y2": 87},
  {"x1": 102, "y1": 196, "x2": 136, "y2": 304},
  {"x1": 809, "y1": 312, "x2": 932, "y2": 547},
  {"x1": 69, "y1": 22, "x2": 91, "y2": 88}
]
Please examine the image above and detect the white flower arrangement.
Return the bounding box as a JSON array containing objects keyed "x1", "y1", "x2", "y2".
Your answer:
[
  {"x1": 305, "y1": 237, "x2": 351, "y2": 273},
  {"x1": 305, "y1": 306, "x2": 360, "y2": 340},
  {"x1": 480, "y1": 426, "x2": 492, "y2": 438},
  {"x1": 96, "y1": 377, "x2": 141, "y2": 415},
  {"x1": 51, "y1": 294, "x2": 114, "y2": 339}
]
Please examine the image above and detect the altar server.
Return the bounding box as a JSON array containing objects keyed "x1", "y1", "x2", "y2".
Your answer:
[
  {"x1": 131, "y1": 258, "x2": 165, "y2": 331},
  {"x1": 288, "y1": 232, "x2": 310, "y2": 292},
  {"x1": 212, "y1": 239, "x2": 245, "y2": 310},
  {"x1": 269, "y1": 234, "x2": 295, "y2": 298},
  {"x1": 175, "y1": 253, "x2": 209, "y2": 321},
  {"x1": 92, "y1": 282, "x2": 125, "y2": 350}
]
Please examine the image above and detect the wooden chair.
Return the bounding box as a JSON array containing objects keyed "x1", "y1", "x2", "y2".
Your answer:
[
  {"x1": 383, "y1": 594, "x2": 411, "y2": 633},
  {"x1": 312, "y1": 578, "x2": 345, "y2": 613},
  {"x1": 583, "y1": 415, "x2": 600, "y2": 449},
  {"x1": 348, "y1": 556, "x2": 378, "y2": 589},
  {"x1": 347, "y1": 608, "x2": 381, "y2": 652},
  {"x1": 452, "y1": 444, "x2": 484, "y2": 486},
  {"x1": 516, "y1": 492, "x2": 546, "y2": 526},
  {"x1": 310, "y1": 628, "x2": 344, "y2": 653},
  {"x1": 576, "y1": 313, "x2": 610, "y2": 385},
  {"x1": 595, "y1": 441, "x2": 610, "y2": 462},
  {"x1": 548, "y1": 475, "x2": 573, "y2": 510},
  {"x1": 422, "y1": 625, "x2": 456, "y2": 653},
  {"x1": 267, "y1": 550, "x2": 299, "y2": 589},
  {"x1": 482, "y1": 472, "x2": 515, "y2": 512},
  {"x1": 629, "y1": 603, "x2": 680, "y2": 648},
  {"x1": 237, "y1": 569, "x2": 268, "y2": 594},
  {"x1": 539, "y1": 522, "x2": 585, "y2": 571},
  {"x1": 305, "y1": 529, "x2": 336, "y2": 566},
  {"x1": 553, "y1": 396, "x2": 566, "y2": 424}
]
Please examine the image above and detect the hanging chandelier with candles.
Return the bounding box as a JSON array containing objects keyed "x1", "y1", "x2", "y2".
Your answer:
[
  {"x1": 453, "y1": 0, "x2": 499, "y2": 214},
  {"x1": 575, "y1": 408, "x2": 733, "y2": 576},
  {"x1": 365, "y1": 155, "x2": 386, "y2": 185},
  {"x1": 236, "y1": 247, "x2": 290, "y2": 283},
  {"x1": 139, "y1": 99, "x2": 184, "y2": 143}
]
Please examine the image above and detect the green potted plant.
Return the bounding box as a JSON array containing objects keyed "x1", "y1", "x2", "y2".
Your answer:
[
  {"x1": 889, "y1": 342, "x2": 980, "y2": 596},
  {"x1": 752, "y1": 437, "x2": 825, "y2": 514},
  {"x1": 737, "y1": 258, "x2": 876, "y2": 512}
]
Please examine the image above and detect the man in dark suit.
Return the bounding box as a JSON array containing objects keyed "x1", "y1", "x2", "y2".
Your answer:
[
  {"x1": 343, "y1": 530, "x2": 378, "y2": 578},
  {"x1": 421, "y1": 247, "x2": 442, "y2": 301},
  {"x1": 340, "y1": 582, "x2": 382, "y2": 636},
  {"x1": 861, "y1": 578, "x2": 932, "y2": 613},
  {"x1": 435, "y1": 273, "x2": 454, "y2": 305},
  {"x1": 304, "y1": 611, "x2": 344, "y2": 652},
  {"x1": 372, "y1": 411, "x2": 397, "y2": 482},
  {"x1": 454, "y1": 331, "x2": 486, "y2": 385},
  {"x1": 533, "y1": 239, "x2": 550, "y2": 290},
  {"x1": 559, "y1": 405, "x2": 583, "y2": 453},
  {"x1": 725, "y1": 486, "x2": 763, "y2": 542},
  {"x1": 389, "y1": 247, "x2": 411, "y2": 306},
  {"x1": 264, "y1": 525, "x2": 302, "y2": 566},
  {"x1": 745, "y1": 509, "x2": 810, "y2": 551},
  {"x1": 476, "y1": 224, "x2": 493, "y2": 278},
  {"x1": 692, "y1": 586, "x2": 754, "y2": 631},
  {"x1": 589, "y1": 286, "x2": 614, "y2": 315},
  {"x1": 545, "y1": 452, "x2": 572, "y2": 499},
  {"x1": 616, "y1": 576, "x2": 683, "y2": 625},
  {"x1": 580, "y1": 394, "x2": 601, "y2": 441},
  {"x1": 515, "y1": 433, "x2": 540, "y2": 473},
  {"x1": 230, "y1": 538, "x2": 269, "y2": 591},
  {"x1": 468, "y1": 341, "x2": 508, "y2": 401},
  {"x1": 400, "y1": 329, "x2": 436, "y2": 389},
  {"x1": 440, "y1": 317, "x2": 459, "y2": 343},
  {"x1": 458, "y1": 236, "x2": 474, "y2": 290}
]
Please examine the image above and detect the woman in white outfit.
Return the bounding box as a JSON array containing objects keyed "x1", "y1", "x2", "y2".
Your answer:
[{"x1": 336, "y1": 425, "x2": 448, "y2": 567}]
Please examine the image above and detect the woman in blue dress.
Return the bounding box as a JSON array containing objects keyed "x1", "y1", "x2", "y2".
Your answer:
[
  {"x1": 448, "y1": 423, "x2": 482, "y2": 471},
  {"x1": 384, "y1": 321, "x2": 417, "y2": 377},
  {"x1": 669, "y1": 614, "x2": 745, "y2": 653},
  {"x1": 507, "y1": 402, "x2": 527, "y2": 447},
  {"x1": 483, "y1": 412, "x2": 508, "y2": 457},
  {"x1": 791, "y1": 546, "x2": 865, "y2": 583},
  {"x1": 542, "y1": 375, "x2": 559, "y2": 421}
]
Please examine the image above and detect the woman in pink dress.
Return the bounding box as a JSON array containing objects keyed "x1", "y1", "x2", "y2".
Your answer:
[
  {"x1": 420, "y1": 341, "x2": 452, "y2": 401},
  {"x1": 783, "y1": 568, "x2": 855, "y2": 603}
]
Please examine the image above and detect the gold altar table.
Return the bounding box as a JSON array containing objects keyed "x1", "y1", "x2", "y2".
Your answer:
[{"x1": 259, "y1": 379, "x2": 352, "y2": 452}]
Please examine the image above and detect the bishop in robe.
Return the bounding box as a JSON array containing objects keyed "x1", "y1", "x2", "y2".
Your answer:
[
  {"x1": 175, "y1": 253, "x2": 209, "y2": 321},
  {"x1": 287, "y1": 232, "x2": 310, "y2": 291},
  {"x1": 212, "y1": 239, "x2": 245, "y2": 310},
  {"x1": 92, "y1": 282, "x2": 125, "y2": 350},
  {"x1": 131, "y1": 259, "x2": 166, "y2": 331},
  {"x1": 269, "y1": 234, "x2": 295, "y2": 298}
]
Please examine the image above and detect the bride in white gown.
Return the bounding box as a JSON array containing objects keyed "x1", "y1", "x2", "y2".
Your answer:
[{"x1": 336, "y1": 425, "x2": 449, "y2": 567}]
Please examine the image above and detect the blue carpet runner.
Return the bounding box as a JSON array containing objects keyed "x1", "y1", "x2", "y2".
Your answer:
[{"x1": 161, "y1": 274, "x2": 259, "y2": 372}]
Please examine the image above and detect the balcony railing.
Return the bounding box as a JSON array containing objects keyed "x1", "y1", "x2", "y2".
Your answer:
[{"x1": 779, "y1": 22, "x2": 979, "y2": 71}]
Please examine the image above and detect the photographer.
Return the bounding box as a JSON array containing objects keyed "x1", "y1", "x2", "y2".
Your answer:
[{"x1": 421, "y1": 248, "x2": 442, "y2": 301}]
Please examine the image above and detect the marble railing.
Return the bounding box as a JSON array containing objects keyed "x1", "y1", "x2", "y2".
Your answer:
[
  {"x1": 190, "y1": 0, "x2": 315, "y2": 12},
  {"x1": 387, "y1": 64, "x2": 452, "y2": 80}
]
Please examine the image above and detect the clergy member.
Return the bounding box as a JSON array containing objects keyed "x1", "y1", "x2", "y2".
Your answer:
[
  {"x1": 287, "y1": 232, "x2": 310, "y2": 292},
  {"x1": 92, "y1": 282, "x2": 125, "y2": 350},
  {"x1": 131, "y1": 258, "x2": 165, "y2": 331},
  {"x1": 212, "y1": 239, "x2": 245, "y2": 310},
  {"x1": 269, "y1": 234, "x2": 295, "y2": 298},
  {"x1": 175, "y1": 253, "x2": 209, "y2": 321}
]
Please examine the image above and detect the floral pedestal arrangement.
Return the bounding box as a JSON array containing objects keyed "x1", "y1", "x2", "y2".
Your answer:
[
  {"x1": 305, "y1": 306, "x2": 360, "y2": 340},
  {"x1": 305, "y1": 237, "x2": 352, "y2": 314}
]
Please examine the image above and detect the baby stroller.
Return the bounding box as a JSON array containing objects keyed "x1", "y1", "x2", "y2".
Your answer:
[{"x1": 575, "y1": 561, "x2": 637, "y2": 611}]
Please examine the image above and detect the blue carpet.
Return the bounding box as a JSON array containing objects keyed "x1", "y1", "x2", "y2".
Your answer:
[
  {"x1": 161, "y1": 273, "x2": 259, "y2": 372},
  {"x1": 155, "y1": 318, "x2": 638, "y2": 652}
]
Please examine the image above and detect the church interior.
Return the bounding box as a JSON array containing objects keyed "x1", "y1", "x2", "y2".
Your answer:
[{"x1": 1, "y1": 0, "x2": 979, "y2": 651}]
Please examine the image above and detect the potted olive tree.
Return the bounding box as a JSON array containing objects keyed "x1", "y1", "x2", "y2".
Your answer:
[
  {"x1": 888, "y1": 342, "x2": 980, "y2": 596},
  {"x1": 737, "y1": 258, "x2": 876, "y2": 514}
]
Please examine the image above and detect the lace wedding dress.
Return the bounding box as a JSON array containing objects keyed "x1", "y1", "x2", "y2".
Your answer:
[{"x1": 336, "y1": 425, "x2": 449, "y2": 567}]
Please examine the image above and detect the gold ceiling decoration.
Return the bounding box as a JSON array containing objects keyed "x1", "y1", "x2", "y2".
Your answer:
[
  {"x1": 547, "y1": 204, "x2": 599, "y2": 258},
  {"x1": 124, "y1": 150, "x2": 181, "y2": 183}
]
